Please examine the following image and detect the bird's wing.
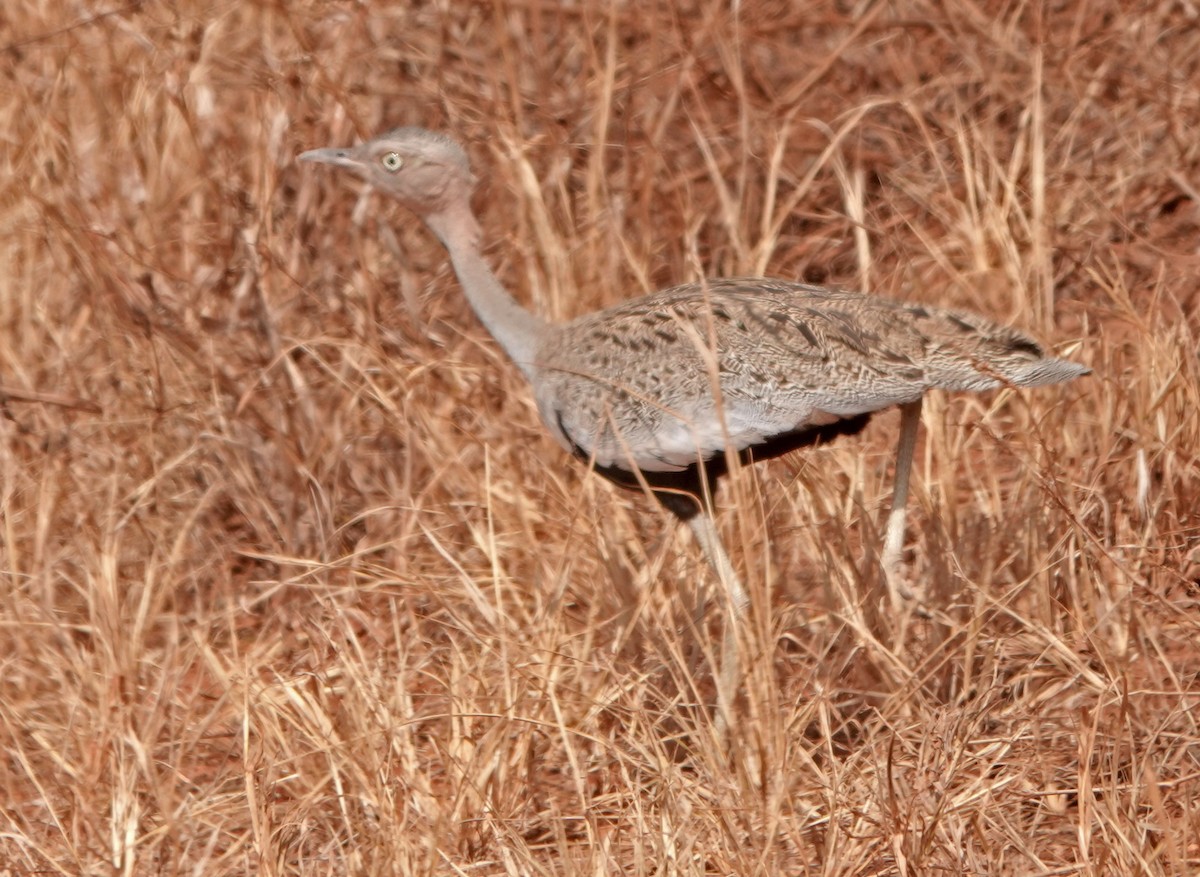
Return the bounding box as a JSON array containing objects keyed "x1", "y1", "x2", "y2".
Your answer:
[
  {"x1": 535, "y1": 296, "x2": 930, "y2": 473},
  {"x1": 534, "y1": 278, "x2": 1082, "y2": 475}
]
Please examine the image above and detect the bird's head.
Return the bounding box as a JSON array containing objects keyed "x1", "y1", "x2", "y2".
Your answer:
[{"x1": 299, "y1": 127, "x2": 475, "y2": 218}]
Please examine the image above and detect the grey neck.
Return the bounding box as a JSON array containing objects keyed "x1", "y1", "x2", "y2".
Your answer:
[{"x1": 425, "y1": 204, "x2": 546, "y2": 383}]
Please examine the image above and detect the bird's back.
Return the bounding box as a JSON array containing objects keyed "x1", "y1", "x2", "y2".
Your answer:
[{"x1": 533, "y1": 278, "x2": 1086, "y2": 473}]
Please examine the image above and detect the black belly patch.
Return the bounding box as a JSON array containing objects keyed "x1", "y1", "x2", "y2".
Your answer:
[{"x1": 554, "y1": 409, "x2": 872, "y2": 521}]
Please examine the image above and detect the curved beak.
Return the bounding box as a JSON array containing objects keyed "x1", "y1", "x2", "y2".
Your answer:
[{"x1": 298, "y1": 146, "x2": 359, "y2": 169}]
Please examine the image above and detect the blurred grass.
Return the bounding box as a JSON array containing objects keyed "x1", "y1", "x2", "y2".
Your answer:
[{"x1": 1, "y1": 0, "x2": 1197, "y2": 874}]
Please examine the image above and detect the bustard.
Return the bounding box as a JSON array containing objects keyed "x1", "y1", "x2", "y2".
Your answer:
[{"x1": 299, "y1": 127, "x2": 1088, "y2": 726}]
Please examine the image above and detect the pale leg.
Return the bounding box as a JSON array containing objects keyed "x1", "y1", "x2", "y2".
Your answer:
[
  {"x1": 881, "y1": 398, "x2": 923, "y2": 607},
  {"x1": 687, "y1": 512, "x2": 747, "y2": 736}
]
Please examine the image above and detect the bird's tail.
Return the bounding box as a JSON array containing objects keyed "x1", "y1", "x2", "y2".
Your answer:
[
  {"x1": 1002, "y1": 356, "x2": 1091, "y2": 387},
  {"x1": 923, "y1": 316, "x2": 1090, "y2": 391}
]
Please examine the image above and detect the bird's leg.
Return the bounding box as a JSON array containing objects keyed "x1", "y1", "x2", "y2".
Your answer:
[
  {"x1": 685, "y1": 510, "x2": 747, "y2": 736},
  {"x1": 881, "y1": 398, "x2": 923, "y2": 608},
  {"x1": 686, "y1": 511, "x2": 749, "y2": 613}
]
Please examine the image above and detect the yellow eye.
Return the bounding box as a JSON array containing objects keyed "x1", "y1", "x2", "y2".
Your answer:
[{"x1": 381, "y1": 152, "x2": 403, "y2": 172}]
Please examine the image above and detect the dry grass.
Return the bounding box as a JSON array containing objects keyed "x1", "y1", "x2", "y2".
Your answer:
[{"x1": 2, "y1": 1, "x2": 1198, "y2": 874}]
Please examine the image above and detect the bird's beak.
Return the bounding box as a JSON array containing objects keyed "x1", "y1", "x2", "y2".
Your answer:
[{"x1": 298, "y1": 146, "x2": 359, "y2": 169}]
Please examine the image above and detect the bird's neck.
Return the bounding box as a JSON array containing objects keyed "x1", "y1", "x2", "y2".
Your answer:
[{"x1": 425, "y1": 202, "x2": 545, "y2": 382}]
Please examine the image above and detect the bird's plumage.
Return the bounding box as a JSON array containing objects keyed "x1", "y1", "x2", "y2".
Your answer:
[
  {"x1": 532, "y1": 278, "x2": 1086, "y2": 473},
  {"x1": 300, "y1": 126, "x2": 1087, "y2": 500},
  {"x1": 300, "y1": 125, "x2": 1088, "y2": 729}
]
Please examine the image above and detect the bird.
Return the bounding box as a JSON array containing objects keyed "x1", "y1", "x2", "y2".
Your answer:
[{"x1": 299, "y1": 127, "x2": 1089, "y2": 727}]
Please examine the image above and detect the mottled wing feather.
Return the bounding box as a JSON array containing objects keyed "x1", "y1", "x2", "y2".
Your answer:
[{"x1": 534, "y1": 278, "x2": 1085, "y2": 473}]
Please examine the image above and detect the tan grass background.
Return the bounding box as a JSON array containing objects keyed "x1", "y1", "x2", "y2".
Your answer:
[{"x1": 2, "y1": 1, "x2": 1198, "y2": 874}]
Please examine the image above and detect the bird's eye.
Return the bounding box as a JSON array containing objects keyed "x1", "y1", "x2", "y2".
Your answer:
[{"x1": 381, "y1": 152, "x2": 403, "y2": 172}]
